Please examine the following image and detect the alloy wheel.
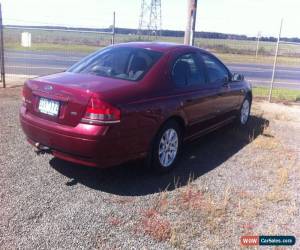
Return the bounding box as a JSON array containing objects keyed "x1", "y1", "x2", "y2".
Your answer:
[
  {"x1": 158, "y1": 128, "x2": 179, "y2": 167},
  {"x1": 240, "y1": 99, "x2": 250, "y2": 125}
]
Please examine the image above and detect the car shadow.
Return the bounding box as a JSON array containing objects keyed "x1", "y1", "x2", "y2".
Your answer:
[{"x1": 50, "y1": 115, "x2": 269, "y2": 196}]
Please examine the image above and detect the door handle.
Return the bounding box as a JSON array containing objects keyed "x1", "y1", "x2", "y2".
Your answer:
[{"x1": 222, "y1": 82, "x2": 230, "y2": 88}]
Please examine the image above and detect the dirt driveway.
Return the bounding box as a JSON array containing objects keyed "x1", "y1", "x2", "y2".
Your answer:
[{"x1": 1, "y1": 87, "x2": 299, "y2": 249}]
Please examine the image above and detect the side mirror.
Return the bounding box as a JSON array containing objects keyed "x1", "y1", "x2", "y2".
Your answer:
[
  {"x1": 222, "y1": 76, "x2": 230, "y2": 86},
  {"x1": 231, "y1": 73, "x2": 244, "y2": 82},
  {"x1": 224, "y1": 76, "x2": 230, "y2": 83}
]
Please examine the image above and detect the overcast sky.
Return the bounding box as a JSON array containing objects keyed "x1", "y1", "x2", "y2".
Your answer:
[{"x1": 1, "y1": 0, "x2": 299, "y2": 37}]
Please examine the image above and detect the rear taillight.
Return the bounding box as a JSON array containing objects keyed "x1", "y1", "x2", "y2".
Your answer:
[
  {"x1": 22, "y1": 85, "x2": 30, "y2": 104},
  {"x1": 81, "y1": 94, "x2": 121, "y2": 125}
]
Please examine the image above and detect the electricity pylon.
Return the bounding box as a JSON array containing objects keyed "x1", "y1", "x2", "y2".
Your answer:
[{"x1": 137, "y1": 0, "x2": 162, "y2": 39}]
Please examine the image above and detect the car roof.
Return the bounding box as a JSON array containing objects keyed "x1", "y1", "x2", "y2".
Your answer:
[{"x1": 111, "y1": 42, "x2": 206, "y2": 53}]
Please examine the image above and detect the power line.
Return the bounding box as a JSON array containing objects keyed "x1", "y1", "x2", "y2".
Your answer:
[{"x1": 4, "y1": 18, "x2": 112, "y2": 29}]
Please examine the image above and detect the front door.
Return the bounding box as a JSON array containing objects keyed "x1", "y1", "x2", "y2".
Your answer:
[{"x1": 199, "y1": 52, "x2": 242, "y2": 120}]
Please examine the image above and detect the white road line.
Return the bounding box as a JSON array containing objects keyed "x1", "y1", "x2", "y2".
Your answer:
[
  {"x1": 230, "y1": 67, "x2": 300, "y2": 73},
  {"x1": 5, "y1": 55, "x2": 81, "y2": 61},
  {"x1": 6, "y1": 65, "x2": 66, "y2": 70},
  {"x1": 6, "y1": 74, "x2": 38, "y2": 78},
  {"x1": 248, "y1": 79, "x2": 300, "y2": 85}
]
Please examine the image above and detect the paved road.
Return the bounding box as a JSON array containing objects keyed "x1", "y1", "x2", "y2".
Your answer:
[{"x1": 4, "y1": 50, "x2": 300, "y2": 90}]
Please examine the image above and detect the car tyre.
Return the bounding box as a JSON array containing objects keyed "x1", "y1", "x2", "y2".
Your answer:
[
  {"x1": 149, "y1": 120, "x2": 182, "y2": 174},
  {"x1": 237, "y1": 95, "x2": 251, "y2": 126}
]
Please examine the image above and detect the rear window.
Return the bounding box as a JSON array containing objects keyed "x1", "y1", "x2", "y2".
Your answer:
[{"x1": 67, "y1": 47, "x2": 163, "y2": 81}]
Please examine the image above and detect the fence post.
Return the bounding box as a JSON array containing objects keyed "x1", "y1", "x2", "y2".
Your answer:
[
  {"x1": 0, "y1": 3, "x2": 5, "y2": 88},
  {"x1": 111, "y1": 11, "x2": 115, "y2": 45},
  {"x1": 268, "y1": 18, "x2": 283, "y2": 102},
  {"x1": 255, "y1": 31, "x2": 261, "y2": 58}
]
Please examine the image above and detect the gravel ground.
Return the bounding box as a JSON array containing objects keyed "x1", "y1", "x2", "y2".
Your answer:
[{"x1": 1, "y1": 87, "x2": 299, "y2": 249}]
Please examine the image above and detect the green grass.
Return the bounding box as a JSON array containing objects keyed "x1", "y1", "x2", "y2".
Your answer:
[
  {"x1": 5, "y1": 42, "x2": 100, "y2": 53},
  {"x1": 253, "y1": 87, "x2": 300, "y2": 102},
  {"x1": 215, "y1": 53, "x2": 300, "y2": 67}
]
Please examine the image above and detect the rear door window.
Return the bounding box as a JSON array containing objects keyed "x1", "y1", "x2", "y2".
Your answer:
[{"x1": 172, "y1": 53, "x2": 206, "y2": 87}]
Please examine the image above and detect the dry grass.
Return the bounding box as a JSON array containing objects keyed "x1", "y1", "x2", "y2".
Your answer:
[
  {"x1": 141, "y1": 208, "x2": 172, "y2": 241},
  {"x1": 106, "y1": 216, "x2": 123, "y2": 227},
  {"x1": 139, "y1": 182, "x2": 233, "y2": 245},
  {"x1": 266, "y1": 167, "x2": 290, "y2": 203},
  {"x1": 154, "y1": 191, "x2": 169, "y2": 213},
  {"x1": 274, "y1": 113, "x2": 293, "y2": 121},
  {"x1": 122, "y1": 127, "x2": 297, "y2": 248},
  {"x1": 287, "y1": 201, "x2": 298, "y2": 217},
  {"x1": 257, "y1": 101, "x2": 300, "y2": 123},
  {"x1": 201, "y1": 194, "x2": 229, "y2": 232},
  {"x1": 277, "y1": 167, "x2": 289, "y2": 186},
  {"x1": 238, "y1": 197, "x2": 263, "y2": 220},
  {"x1": 253, "y1": 134, "x2": 279, "y2": 150},
  {"x1": 169, "y1": 223, "x2": 188, "y2": 249},
  {"x1": 176, "y1": 185, "x2": 204, "y2": 210}
]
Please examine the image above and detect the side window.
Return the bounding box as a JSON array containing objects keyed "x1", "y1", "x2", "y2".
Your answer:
[
  {"x1": 172, "y1": 53, "x2": 205, "y2": 87},
  {"x1": 201, "y1": 54, "x2": 229, "y2": 84}
]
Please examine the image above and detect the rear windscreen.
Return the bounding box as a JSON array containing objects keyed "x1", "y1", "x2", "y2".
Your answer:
[{"x1": 67, "y1": 47, "x2": 163, "y2": 81}]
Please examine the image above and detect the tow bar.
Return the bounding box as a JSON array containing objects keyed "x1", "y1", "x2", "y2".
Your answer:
[{"x1": 34, "y1": 142, "x2": 52, "y2": 155}]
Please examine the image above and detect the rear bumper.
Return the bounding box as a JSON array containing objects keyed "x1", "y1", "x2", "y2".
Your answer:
[
  {"x1": 20, "y1": 106, "x2": 133, "y2": 167},
  {"x1": 26, "y1": 137, "x2": 100, "y2": 167}
]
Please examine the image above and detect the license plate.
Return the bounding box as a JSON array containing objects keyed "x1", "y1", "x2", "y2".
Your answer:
[{"x1": 38, "y1": 97, "x2": 60, "y2": 116}]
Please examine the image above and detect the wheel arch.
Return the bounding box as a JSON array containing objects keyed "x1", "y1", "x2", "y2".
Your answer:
[
  {"x1": 145, "y1": 114, "x2": 186, "y2": 171},
  {"x1": 147, "y1": 114, "x2": 186, "y2": 157},
  {"x1": 161, "y1": 115, "x2": 186, "y2": 135},
  {"x1": 245, "y1": 90, "x2": 252, "y2": 103}
]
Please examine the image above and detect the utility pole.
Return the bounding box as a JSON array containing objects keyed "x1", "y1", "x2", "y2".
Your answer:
[
  {"x1": 0, "y1": 3, "x2": 5, "y2": 88},
  {"x1": 268, "y1": 18, "x2": 283, "y2": 102},
  {"x1": 184, "y1": 0, "x2": 198, "y2": 46},
  {"x1": 111, "y1": 11, "x2": 115, "y2": 44},
  {"x1": 255, "y1": 31, "x2": 261, "y2": 58}
]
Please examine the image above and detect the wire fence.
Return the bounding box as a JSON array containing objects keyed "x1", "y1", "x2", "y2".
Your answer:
[
  {"x1": 0, "y1": 14, "x2": 299, "y2": 102},
  {"x1": 4, "y1": 27, "x2": 113, "y2": 75}
]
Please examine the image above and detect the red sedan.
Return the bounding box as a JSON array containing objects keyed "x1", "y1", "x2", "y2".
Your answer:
[{"x1": 20, "y1": 42, "x2": 252, "y2": 173}]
